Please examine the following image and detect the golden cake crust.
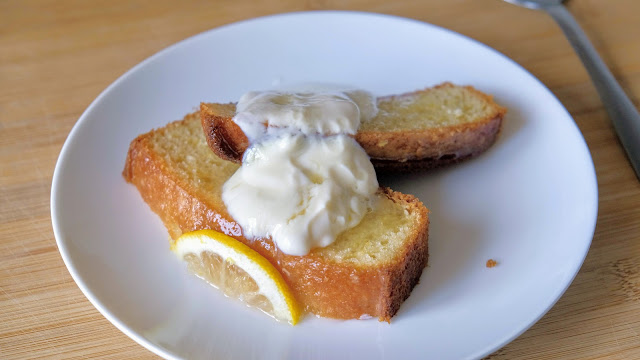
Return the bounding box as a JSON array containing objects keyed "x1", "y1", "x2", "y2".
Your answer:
[
  {"x1": 123, "y1": 114, "x2": 429, "y2": 321},
  {"x1": 200, "y1": 82, "x2": 505, "y2": 170}
]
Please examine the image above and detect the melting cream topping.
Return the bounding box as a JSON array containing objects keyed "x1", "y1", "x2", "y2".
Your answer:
[
  {"x1": 233, "y1": 89, "x2": 378, "y2": 141},
  {"x1": 222, "y1": 87, "x2": 379, "y2": 256}
]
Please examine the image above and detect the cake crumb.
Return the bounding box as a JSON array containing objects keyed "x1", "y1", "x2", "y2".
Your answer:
[{"x1": 486, "y1": 259, "x2": 498, "y2": 268}]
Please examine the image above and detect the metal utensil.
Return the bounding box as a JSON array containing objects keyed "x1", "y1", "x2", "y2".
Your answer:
[{"x1": 505, "y1": 0, "x2": 640, "y2": 180}]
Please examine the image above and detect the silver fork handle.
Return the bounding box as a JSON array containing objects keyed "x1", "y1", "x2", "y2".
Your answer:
[{"x1": 545, "y1": 4, "x2": 640, "y2": 180}]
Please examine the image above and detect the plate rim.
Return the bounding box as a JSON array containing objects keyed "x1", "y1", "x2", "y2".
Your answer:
[{"x1": 50, "y1": 10, "x2": 598, "y2": 360}]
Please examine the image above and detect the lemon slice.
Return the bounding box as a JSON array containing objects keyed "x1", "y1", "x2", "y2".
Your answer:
[{"x1": 171, "y1": 229, "x2": 301, "y2": 325}]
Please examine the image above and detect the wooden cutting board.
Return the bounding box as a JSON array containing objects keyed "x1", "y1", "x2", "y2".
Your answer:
[{"x1": 1, "y1": 0, "x2": 639, "y2": 358}]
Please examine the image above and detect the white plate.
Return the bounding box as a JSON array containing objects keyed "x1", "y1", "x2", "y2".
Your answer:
[{"x1": 51, "y1": 11, "x2": 598, "y2": 360}]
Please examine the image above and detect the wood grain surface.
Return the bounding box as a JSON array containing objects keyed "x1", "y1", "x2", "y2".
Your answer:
[{"x1": 1, "y1": 0, "x2": 639, "y2": 358}]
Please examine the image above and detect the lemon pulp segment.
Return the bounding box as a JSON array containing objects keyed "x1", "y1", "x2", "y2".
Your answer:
[{"x1": 172, "y1": 229, "x2": 301, "y2": 325}]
